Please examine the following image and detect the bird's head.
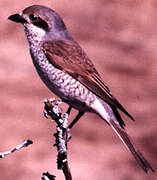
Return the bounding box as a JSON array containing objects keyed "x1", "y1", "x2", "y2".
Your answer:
[{"x1": 8, "y1": 5, "x2": 71, "y2": 43}]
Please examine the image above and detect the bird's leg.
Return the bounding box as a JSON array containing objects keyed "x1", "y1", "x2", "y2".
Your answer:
[
  {"x1": 63, "y1": 106, "x2": 84, "y2": 141},
  {"x1": 62, "y1": 106, "x2": 73, "y2": 142},
  {"x1": 66, "y1": 105, "x2": 73, "y2": 115},
  {"x1": 64, "y1": 110, "x2": 84, "y2": 142},
  {"x1": 68, "y1": 111, "x2": 84, "y2": 129},
  {"x1": 62, "y1": 99, "x2": 85, "y2": 129}
]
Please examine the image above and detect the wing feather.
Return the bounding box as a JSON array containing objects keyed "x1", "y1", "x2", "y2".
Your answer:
[{"x1": 42, "y1": 39, "x2": 134, "y2": 120}]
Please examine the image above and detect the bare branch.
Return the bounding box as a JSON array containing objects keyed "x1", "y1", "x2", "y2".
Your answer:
[
  {"x1": 41, "y1": 172, "x2": 56, "y2": 180},
  {"x1": 44, "y1": 99, "x2": 73, "y2": 180},
  {"x1": 0, "y1": 140, "x2": 33, "y2": 158}
]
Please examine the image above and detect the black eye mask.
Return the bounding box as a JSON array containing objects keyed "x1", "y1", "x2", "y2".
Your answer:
[{"x1": 29, "y1": 14, "x2": 49, "y2": 32}]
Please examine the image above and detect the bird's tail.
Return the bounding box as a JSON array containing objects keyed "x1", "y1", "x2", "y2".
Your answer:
[{"x1": 110, "y1": 119, "x2": 154, "y2": 173}]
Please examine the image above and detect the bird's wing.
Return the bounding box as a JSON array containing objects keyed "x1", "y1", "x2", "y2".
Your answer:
[{"x1": 42, "y1": 39, "x2": 134, "y2": 121}]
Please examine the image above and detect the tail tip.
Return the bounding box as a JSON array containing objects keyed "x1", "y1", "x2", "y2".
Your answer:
[{"x1": 144, "y1": 166, "x2": 155, "y2": 173}]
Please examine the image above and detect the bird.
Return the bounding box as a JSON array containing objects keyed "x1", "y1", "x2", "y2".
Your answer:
[{"x1": 8, "y1": 5, "x2": 154, "y2": 173}]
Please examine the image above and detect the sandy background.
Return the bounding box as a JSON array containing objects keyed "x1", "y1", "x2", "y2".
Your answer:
[{"x1": 0, "y1": 0, "x2": 157, "y2": 179}]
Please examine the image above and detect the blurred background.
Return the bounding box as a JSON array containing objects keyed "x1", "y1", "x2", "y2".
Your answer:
[{"x1": 0, "y1": 0, "x2": 156, "y2": 179}]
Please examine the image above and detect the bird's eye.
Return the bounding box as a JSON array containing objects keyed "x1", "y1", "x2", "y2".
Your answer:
[
  {"x1": 28, "y1": 14, "x2": 49, "y2": 32},
  {"x1": 29, "y1": 14, "x2": 38, "y2": 21}
]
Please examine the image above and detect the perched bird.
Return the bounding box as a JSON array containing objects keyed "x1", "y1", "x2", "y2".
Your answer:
[{"x1": 8, "y1": 5, "x2": 154, "y2": 173}]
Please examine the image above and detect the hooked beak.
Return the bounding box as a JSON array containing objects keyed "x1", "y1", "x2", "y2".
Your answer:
[{"x1": 8, "y1": 13, "x2": 27, "y2": 23}]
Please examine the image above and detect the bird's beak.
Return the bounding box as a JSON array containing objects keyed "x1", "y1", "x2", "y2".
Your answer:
[{"x1": 8, "y1": 13, "x2": 27, "y2": 24}]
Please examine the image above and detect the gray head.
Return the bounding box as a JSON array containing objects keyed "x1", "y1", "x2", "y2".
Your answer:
[{"x1": 8, "y1": 5, "x2": 72, "y2": 43}]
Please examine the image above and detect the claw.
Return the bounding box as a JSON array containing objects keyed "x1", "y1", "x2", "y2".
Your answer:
[{"x1": 43, "y1": 108, "x2": 49, "y2": 118}]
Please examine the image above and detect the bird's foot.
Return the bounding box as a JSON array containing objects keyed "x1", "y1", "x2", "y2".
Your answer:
[
  {"x1": 43, "y1": 98, "x2": 72, "y2": 142},
  {"x1": 43, "y1": 98, "x2": 63, "y2": 119}
]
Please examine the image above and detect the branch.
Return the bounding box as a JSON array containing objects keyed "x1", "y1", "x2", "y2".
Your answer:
[
  {"x1": 41, "y1": 172, "x2": 56, "y2": 180},
  {"x1": 44, "y1": 99, "x2": 72, "y2": 180},
  {"x1": 0, "y1": 139, "x2": 33, "y2": 158}
]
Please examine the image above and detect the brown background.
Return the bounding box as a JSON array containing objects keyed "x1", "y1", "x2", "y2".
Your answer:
[{"x1": 0, "y1": 0, "x2": 156, "y2": 179}]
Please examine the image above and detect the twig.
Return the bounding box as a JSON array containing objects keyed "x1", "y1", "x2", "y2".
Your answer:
[
  {"x1": 41, "y1": 172, "x2": 56, "y2": 180},
  {"x1": 44, "y1": 99, "x2": 73, "y2": 180},
  {"x1": 0, "y1": 139, "x2": 33, "y2": 158}
]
